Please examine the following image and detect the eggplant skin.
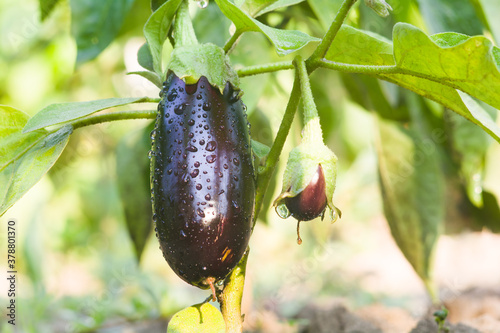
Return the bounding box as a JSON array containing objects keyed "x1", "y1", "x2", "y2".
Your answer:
[{"x1": 151, "y1": 73, "x2": 255, "y2": 289}]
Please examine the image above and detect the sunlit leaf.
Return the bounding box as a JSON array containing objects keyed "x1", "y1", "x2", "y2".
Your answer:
[
  {"x1": 144, "y1": 0, "x2": 183, "y2": 74},
  {"x1": 0, "y1": 126, "x2": 72, "y2": 216},
  {"x1": 326, "y1": 24, "x2": 500, "y2": 143},
  {"x1": 70, "y1": 0, "x2": 135, "y2": 65},
  {"x1": 116, "y1": 123, "x2": 154, "y2": 261},
  {"x1": 214, "y1": 0, "x2": 320, "y2": 56},
  {"x1": 23, "y1": 97, "x2": 151, "y2": 133},
  {"x1": 0, "y1": 106, "x2": 47, "y2": 171},
  {"x1": 167, "y1": 303, "x2": 225, "y2": 333},
  {"x1": 393, "y1": 23, "x2": 500, "y2": 112}
]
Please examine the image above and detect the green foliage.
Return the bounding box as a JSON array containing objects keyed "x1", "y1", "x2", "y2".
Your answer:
[
  {"x1": 376, "y1": 97, "x2": 445, "y2": 300},
  {"x1": 144, "y1": 0, "x2": 183, "y2": 74},
  {"x1": 23, "y1": 97, "x2": 151, "y2": 132},
  {"x1": 167, "y1": 303, "x2": 225, "y2": 333},
  {"x1": 3, "y1": 0, "x2": 500, "y2": 330},
  {"x1": 116, "y1": 123, "x2": 154, "y2": 261},
  {"x1": 326, "y1": 24, "x2": 500, "y2": 143},
  {"x1": 70, "y1": 0, "x2": 135, "y2": 66},
  {"x1": 214, "y1": 0, "x2": 320, "y2": 55},
  {"x1": 0, "y1": 106, "x2": 72, "y2": 216}
]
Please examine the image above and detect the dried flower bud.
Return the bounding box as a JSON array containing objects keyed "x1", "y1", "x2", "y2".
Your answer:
[{"x1": 364, "y1": 0, "x2": 392, "y2": 17}]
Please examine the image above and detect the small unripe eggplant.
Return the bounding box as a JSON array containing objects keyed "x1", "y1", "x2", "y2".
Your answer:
[
  {"x1": 284, "y1": 164, "x2": 327, "y2": 221},
  {"x1": 274, "y1": 139, "x2": 341, "y2": 245},
  {"x1": 150, "y1": 72, "x2": 255, "y2": 290}
]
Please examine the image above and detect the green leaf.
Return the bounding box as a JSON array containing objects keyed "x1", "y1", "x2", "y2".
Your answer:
[
  {"x1": 39, "y1": 0, "x2": 60, "y2": 21},
  {"x1": 240, "y1": 0, "x2": 278, "y2": 17},
  {"x1": 144, "y1": 0, "x2": 183, "y2": 74},
  {"x1": 23, "y1": 97, "x2": 151, "y2": 133},
  {"x1": 1, "y1": 125, "x2": 72, "y2": 217},
  {"x1": 392, "y1": 23, "x2": 500, "y2": 112},
  {"x1": 138, "y1": 42, "x2": 155, "y2": 71},
  {"x1": 253, "y1": 0, "x2": 305, "y2": 17},
  {"x1": 375, "y1": 95, "x2": 445, "y2": 298},
  {"x1": 251, "y1": 139, "x2": 270, "y2": 159},
  {"x1": 151, "y1": 0, "x2": 168, "y2": 12},
  {"x1": 326, "y1": 24, "x2": 500, "y2": 143},
  {"x1": 70, "y1": 0, "x2": 135, "y2": 65},
  {"x1": 167, "y1": 303, "x2": 225, "y2": 333},
  {"x1": 214, "y1": 0, "x2": 320, "y2": 56},
  {"x1": 127, "y1": 71, "x2": 163, "y2": 89},
  {"x1": 0, "y1": 106, "x2": 47, "y2": 171},
  {"x1": 116, "y1": 123, "x2": 154, "y2": 261}
]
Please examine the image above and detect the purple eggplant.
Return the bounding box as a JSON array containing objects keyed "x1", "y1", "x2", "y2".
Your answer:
[{"x1": 150, "y1": 72, "x2": 255, "y2": 290}]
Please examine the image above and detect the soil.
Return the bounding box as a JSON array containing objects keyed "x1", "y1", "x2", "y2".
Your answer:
[{"x1": 88, "y1": 287, "x2": 500, "y2": 332}]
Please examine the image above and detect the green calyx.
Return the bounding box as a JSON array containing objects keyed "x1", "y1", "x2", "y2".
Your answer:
[
  {"x1": 168, "y1": 0, "x2": 239, "y2": 91},
  {"x1": 168, "y1": 43, "x2": 240, "y2": 92},
  {"x1": 273, "y1": 140, "x2": 341, "y2": 222}
]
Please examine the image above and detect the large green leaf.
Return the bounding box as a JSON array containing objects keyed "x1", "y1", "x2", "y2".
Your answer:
[
  {"x1": 214, "y1": 0, "x2": 320, "y2": 56},
  {"x1": 144, "y1": 0, "x2": 183, "y2": 74},
  {"x1": 70, "y1": 0, "x2": 135, "y2": 65},
  {"x1": 0, "y1": 106, "x2": 47, "y2": 171},
  {"x1": 376, "y1": 100, "x2": 445, "y2": 297},
  {"x1": 23, "y1": 97, "x2": 151, "y2": 133},
  {"x1": 326, "y1": 24, "x2": 500, "y2": 143},
  {"x1": 116, "y1": 123, "x2": 154, "y2": 261},
  {"x1": 167, "y1": 303, "x2": 225, "y2": 333},
  {"x1": 393, "y1": 23, "x2": 500, "y2": 112},
  {"x1": 0, "y1": 125, "x2": 72, "y2": 217}
]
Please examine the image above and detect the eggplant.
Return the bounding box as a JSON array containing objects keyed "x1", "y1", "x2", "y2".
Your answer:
[{"x1": 150, "y1": 72, "x2": 255, "y2": 290}]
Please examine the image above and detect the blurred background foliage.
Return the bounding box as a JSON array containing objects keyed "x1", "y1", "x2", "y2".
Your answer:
[{"x1": 1, "y1": 0, "x2": 500, "y2": 332}]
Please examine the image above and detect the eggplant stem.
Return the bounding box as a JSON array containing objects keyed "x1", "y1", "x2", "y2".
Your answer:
[{"x1": 206, "y1": 277, "x2": 217, "y2": 302}]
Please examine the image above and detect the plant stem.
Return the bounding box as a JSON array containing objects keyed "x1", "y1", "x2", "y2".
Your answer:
[
  {"x1": 237, "y1": 61, "x2": 294, "y2": 77},
  {"x1": 307, "y1": 0, "x2": 358, "y2": 68},
  {"x1": 71, "y1": 110, "x2": 156, "y2": 130},
  {"x1": 224, "y1": 29, "x2": 244, "y2": 54},
  {"x1": 294, "y1": 56, "x2": 324, "y2": 144},
  {"x1": 173, "y1": 0, "x2": 198, "y2": 47},
  {"x1": 219, "y1": 249, "x2": 249, "y2": 333},
  {"x1": 316, "y1": 59, "x2": 399, "y2": 75},
  {"x1": 253, "y1": 73, "x2": 302, "y2": 226}
]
